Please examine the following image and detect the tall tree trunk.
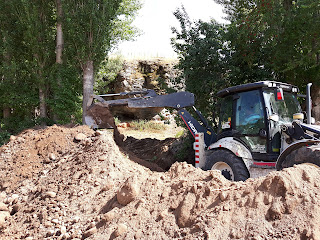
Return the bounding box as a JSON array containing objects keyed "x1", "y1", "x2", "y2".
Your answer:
[
  {"x1": 56, "y1": 0, "x2": 63, "y2": 64},
  {"x1": 2, "y1": 38, "x2": 11, "y2": 120},
  {"x1": 53, "y1": 0, "x2": 64, "y2": 122},
  {"x1": 39, "y1": 86, "x2": 47, "y2": 120},
  {"x1": 82, "y1": 60, "x2": 94, "y2": 124}
]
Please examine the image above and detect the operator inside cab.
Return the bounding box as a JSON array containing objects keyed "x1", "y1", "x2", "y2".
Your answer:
[{"x1": 218, "y1": 89, "x2": 267, "y2": 153}]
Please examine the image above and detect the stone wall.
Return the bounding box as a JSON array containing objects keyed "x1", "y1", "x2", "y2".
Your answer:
[
  {"x1": 107, "y1": 59, "x2": 181, "y2": 119},
  {"x1": 109, "y1": 59, "x2": 180, "y2": 93}
]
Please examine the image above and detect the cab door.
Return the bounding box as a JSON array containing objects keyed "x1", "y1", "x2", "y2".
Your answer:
[{"x1": 234, "y1": 90, "x2": 267, "y2": 153}]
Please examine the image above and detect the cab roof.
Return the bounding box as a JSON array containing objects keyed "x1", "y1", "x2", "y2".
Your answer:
[{"x1": 217, "y1": 81, "x2": 299, "y2": 98}]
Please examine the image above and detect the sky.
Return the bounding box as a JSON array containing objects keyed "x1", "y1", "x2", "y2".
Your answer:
[{"x1": 113, "y1": 0, "x2": 227, "y2": 59}]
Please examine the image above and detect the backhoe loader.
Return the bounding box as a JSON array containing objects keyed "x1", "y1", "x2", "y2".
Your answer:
[{"x1": 85, "y1": 81, "x2": 320, "y2": 181}]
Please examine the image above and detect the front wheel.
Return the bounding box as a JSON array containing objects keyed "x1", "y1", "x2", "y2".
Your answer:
[{"x1": 205, "y1": 149, "x2": 249, "y2": 181}]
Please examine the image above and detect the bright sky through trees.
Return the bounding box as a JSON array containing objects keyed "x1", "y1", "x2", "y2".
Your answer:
[{"x1": 114, "y1": 0, "x2": 226, "y2": 58}]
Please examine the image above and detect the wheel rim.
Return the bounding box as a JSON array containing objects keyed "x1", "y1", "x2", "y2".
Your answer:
[{"x1": 212, "y1": 161, "x2": 234, "y2": 181}]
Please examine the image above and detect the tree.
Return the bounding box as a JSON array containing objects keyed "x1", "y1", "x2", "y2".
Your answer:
[
  {"x1": 0, "y1": 0, "x2": 141, "y2": 133},
  {"x1": 19, "y1": 0, "x2": 56, "y2": 120},
  {"x1": 56, "y1": 0, "x2": 64, "y2": 66},
  {"x1": 63, "y1": 0, "x2": 141, "y2": 123},
  {"x1": 0, "y1": 0, "x2": 56, "y2": 127},
  {"x1": 172, "y1": 1, "x2": 320, "y2": 124},
  {"x1": 216, "y1": 0, "x2": 320, "y2": 118},
  {"x1": 171, "y1": 7, "x2": 230, "y2": 124}
]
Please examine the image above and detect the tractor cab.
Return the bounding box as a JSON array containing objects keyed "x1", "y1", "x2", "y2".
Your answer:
[{"x1": 216, "y1": 81, "x2": 302, "y2": 162}]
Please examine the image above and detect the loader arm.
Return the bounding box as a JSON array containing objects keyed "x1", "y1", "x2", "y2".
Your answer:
[
  {"x1": 178, "y1": 108, "x2": 216, "y2": 147},
  {"x1": 90, "y1": 90, "x2": 194, "y2": 109},
  {"x1": 85, "y1": 89, "x2": 217, "y2": 146}
]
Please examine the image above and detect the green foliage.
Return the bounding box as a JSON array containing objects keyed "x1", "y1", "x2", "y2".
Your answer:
[
  {"x1": 0, "y1": 130, "x2": 11, "y2": 146},
  {"x1": 1, "y1": 116, "x2": 40, "y2": 135},
  {"x1": 48, "y1": 63, "x2": 82, "y2": 124},
  {"x1": 174, "y1": 134, "x2": 194, "y2": 161},
  {"x1": 94, "y1": 56, "x2": 124, "y2": 94},
  {"x1": 63, "y1": 0, "x2": 122, "y2": 68},
  {"x1": 171, "y1": 7, "x2": 233, "y2": 125},
  {"x1": 217, "y1": 0, "x2": 320, "y2": 87},
  {"x1": 114, "y1": 116, "x2": 121, "y2": 126},
  {"x1": 174, "y1": 129, "x2": 186, "y2": 138},
  {"x1": 0, "y1": 0, "x2": 56, "y2": 124},
  {"x1": 110, "y1": 0, "x2": 142, "y2": 45},
  {"x1": 63, "y1": 0, "x2": 140, "y2": 68},
  {"x1": 0, "y1": 0, "x2": 141, "y2": 133},
  {"x1": 172, "y1": 1, "x2": 320, "y2": 125}
]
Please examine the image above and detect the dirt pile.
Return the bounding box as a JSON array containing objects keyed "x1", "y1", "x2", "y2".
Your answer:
[
  {"x1": 0, "y1": 125, "x2": 94, "y2": 188},
  {"x1": 0, "y1": 125, "x2": 320, "y2": 239}
]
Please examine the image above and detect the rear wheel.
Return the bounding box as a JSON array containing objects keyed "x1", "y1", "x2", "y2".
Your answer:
[{"x1": 205, "y1": 149, "x2": 249, "y2": 181}]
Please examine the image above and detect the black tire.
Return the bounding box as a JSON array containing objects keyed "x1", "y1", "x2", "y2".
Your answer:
[{"x1": 205, "y1": 149, "x2": 249, "y2": 181}]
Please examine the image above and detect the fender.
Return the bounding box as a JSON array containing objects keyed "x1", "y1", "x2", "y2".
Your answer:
[
  {"x1": 208, "y1": 137, "x2": 253, "y2": 171},
  {"x1": 276, "y1": 139, "x2": 320, "y2": 170}
]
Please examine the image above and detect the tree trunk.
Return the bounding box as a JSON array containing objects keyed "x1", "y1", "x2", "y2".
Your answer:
[
  {"x1": 52, "y1": 0, "x2": 64, "y2": 122},
  {"x1": 311, "y1": 85, "x2": 320, "y2": 122},
  {"x1": 3, "y1": 107, "x2": 11, "y2": 118},
  {"x1": 56, "y1": 0, "x2": 63, "y2": 64},
  {"x1": 39, "y1": 86, "x2": 47, "y2": 120},
  {"x1": 82, "y1": 60, "x2": 94, "y2": 124},
  {"x1": 283, "y1": 0, "x2": 293, "y2": 11},
  {"x1": 2, "y1": 38, "x2": 11, "y2": 120}
]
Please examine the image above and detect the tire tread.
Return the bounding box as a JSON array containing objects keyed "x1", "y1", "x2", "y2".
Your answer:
[{"x1": 205, "y1": 149, "x2": 249, "y2": 181}]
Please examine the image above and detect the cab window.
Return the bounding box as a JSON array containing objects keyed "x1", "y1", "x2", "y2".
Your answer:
[{"x1": 236, "y1": 90, "x2": 265, "y2": 134}]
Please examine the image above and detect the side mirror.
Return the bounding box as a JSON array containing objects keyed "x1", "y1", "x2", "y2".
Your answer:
[{"x1": 269, "y1": 114, "x2": 279, "y2": 122}]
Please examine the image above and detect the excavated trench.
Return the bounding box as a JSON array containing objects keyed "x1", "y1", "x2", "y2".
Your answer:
[{"x1": 87, "y1": 104, "x2": 194, "y2": 171}]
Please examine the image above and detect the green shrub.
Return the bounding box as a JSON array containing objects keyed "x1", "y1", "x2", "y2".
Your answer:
[
  {"x1": 94, "y1": 55, "x2": 124, "y2": 95},
  {"x1": 0, "y1": 130, "x2": 11, "y2": 146},
  {"x1": 174, "y1": 133, "x2": 194, "y2": 161}
]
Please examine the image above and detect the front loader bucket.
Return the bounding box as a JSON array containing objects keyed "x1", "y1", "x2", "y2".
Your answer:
[
  {"x1": 126, "y1": 92, "x2": 194, "y2": 109},
  {"x1": 85, "y1": 102, "x2": 116, "y2": 129},
  {"x1": 85, "y1": 102, "x2": 124, "y2": 145},
  {"x1": 276, "y1": 139, "x2": 320, "y2": 170},
  {"x1": 85, "y1": 90, "x2": 195, "y2": 128}
]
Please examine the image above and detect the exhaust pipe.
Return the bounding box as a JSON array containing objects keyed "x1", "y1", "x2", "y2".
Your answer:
[{"x1": 306, "y1": 83, "x2": 312, "y2": 124}]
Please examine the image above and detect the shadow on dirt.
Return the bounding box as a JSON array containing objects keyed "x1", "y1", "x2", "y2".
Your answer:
[{"x1": 122, "y1": 136, "x2": 194, "y2": 171}]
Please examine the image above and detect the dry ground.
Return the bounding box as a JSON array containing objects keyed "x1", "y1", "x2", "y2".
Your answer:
[{"x1": 0, "y1": 124, "x2": 320, "y2": 239}]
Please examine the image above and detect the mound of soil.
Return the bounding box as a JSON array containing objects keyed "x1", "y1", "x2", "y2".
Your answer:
[{"x1": 0, "y1": 125, "x2": 320, "y2": 239}]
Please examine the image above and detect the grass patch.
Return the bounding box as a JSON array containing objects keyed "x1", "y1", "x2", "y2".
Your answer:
[
  {"x1": 129, "y1": 120, "x2": 167, "y2": 131},
  {"x1": 174, "y1": 129, "x2": 185, "y2": 138},
  {"x1": 114, "y1": 117, "x2": 121, "y2": 126}
]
